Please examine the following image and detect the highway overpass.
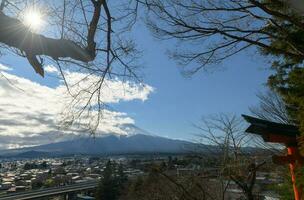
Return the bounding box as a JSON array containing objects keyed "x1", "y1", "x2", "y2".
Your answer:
[{"x1": 0, "y1": 181, "x2": 98, "y2": 200}]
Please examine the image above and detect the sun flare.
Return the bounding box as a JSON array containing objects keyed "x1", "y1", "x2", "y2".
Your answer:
[{"x1": 23, "y1": 9, "x2": 43, "y2": 31}]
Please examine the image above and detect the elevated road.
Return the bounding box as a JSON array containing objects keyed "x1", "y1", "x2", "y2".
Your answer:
[{"x1": 0, "y1": 181, "x2": 98, "y2": 200}]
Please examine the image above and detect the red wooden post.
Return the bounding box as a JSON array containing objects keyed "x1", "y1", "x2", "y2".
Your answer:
[
  {"x1": 287, "y1": 147, "x2": 301, "y2": 200},
  {"x1": 242, "y1": 115, "x2": 303, "y2": 200}
]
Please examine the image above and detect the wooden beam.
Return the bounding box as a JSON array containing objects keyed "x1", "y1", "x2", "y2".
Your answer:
[
  {"x1": 287, "y1": 147, "x2": 302, "y2": 200},
  {"x1": 262, "y1": 134, "x2": 297, "y2": 145}
]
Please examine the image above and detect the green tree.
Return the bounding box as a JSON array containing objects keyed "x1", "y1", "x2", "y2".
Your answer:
[
  {"x1": 260, "y1": 1, "x2": 304, "y2": 135},
  {"x1": 96, "y1": 161, "x2": 127, "y2": 200},
  {"x1": 269, "y1": 66, "x2": 304, "y2": 126},
  {"x1": 40, "y1": 161, "x2": 48, "y2": 169},
  {"x1": 267, "y1": 169, "x2": 294, "y2": 200},
  {"x1": 44, "y1": 179, "x2": 55, "y2": 188},
  {"x1": 117, "y1": 164, "x2": 128, "y2": 188},
  {"x1": 24, "y1": 162, "x2": 38, "y2": 170},
  {"x1": 31, "y1": 181, "x2": 43, "y2": 189}
]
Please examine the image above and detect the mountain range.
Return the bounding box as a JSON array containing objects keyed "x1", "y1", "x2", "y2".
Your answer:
[{"x1": 0, "y1": 134, "x2": 203, "y2": 158}]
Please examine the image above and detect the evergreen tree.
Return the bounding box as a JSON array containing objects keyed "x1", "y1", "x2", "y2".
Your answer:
[
  {"x1": 117, "y1": 163, "x2": 127, "y2": 188},
  {"x1": 95, "y1": 161, "x2": 127, "y2": 200},
  {"x1": 269, "y1": 65, "x2": 304, "y2": 126},
  {"x1": 261, "y1": 1, "x2": 304, "y2": 133}
]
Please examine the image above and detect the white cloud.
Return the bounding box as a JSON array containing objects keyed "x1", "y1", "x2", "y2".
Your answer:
[
  {"x1": 44, "y1": 65, "x2": 58, "y2": 73},
  {"x1": 0, "y1": 64, "x2": 12, "y2": 71},
  {"x1": 62, "y1": 71, "x2": 154, "y2": 103},
  {"x1": 0, "y1": 67, "x2": 153, "y2": 149}
]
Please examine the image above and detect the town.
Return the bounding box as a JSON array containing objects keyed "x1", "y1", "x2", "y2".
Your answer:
[{"x1": 0, "y1": 154, "x2": 284, "y2": 199}]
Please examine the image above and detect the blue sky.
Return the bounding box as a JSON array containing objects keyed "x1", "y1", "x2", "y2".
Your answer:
[
  {"x1": 0, "y1": 19, "x2": 272, "y2": 146},
  {"x1": 104, "y1": 23, "x2": 271, "y2": 140}
]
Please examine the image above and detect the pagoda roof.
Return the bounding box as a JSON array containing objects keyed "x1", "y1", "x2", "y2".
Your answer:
[{"x1": 242, "y1": 115, "x2": 299, "y2": 145}]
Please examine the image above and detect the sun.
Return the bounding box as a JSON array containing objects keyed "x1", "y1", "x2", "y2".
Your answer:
[{"x1": 23, "y1": 9, "x2": 44, "y2": 31}]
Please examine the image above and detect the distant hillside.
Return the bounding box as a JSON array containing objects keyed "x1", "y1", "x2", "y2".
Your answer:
[
  {"x1": 2, "y1": 134, "x2": 204, "y2": 157},
  {"x1": 13, "y1": 150, "x2": 61, "y2": 158}
]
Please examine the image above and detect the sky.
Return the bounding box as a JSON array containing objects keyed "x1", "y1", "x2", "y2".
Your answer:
[
  {"x1": 111, "y1": 23, "x2": 272, "y2": 140},
  {"x1": 0, "y1": 11, "x2": 273, "y2": 148}
]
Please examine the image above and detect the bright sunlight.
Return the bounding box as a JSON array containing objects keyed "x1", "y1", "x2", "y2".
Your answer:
[{"x1": 23, "y1": 9, "x2": 44, "y2": 31}]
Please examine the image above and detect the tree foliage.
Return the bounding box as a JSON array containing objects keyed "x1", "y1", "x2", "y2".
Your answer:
[
  {"x1": 269, "y1": 65, "x2": 304, "y2": 129},
  {"x1": 96, "y1": 160, "x2": 127, "y2": 200},
  {"x1": 123, "y1": 167, "x2": 214, "y2": 200},
  {"x1": 267, "y1": 168, "x2": 293, "y2": 200}
]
